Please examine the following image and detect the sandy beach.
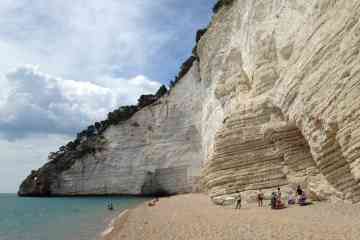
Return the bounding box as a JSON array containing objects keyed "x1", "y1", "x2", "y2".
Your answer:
[{"x1": 101, "y1": 193, "x2": 360, "y2": 240}]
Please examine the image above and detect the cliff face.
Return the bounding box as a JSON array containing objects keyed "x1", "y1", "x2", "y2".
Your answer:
[
  {"x1": 20, "y1": 0, "x2": 360, "y2": 203},
  {"x1": 19, "y1": 64, "x2": 204, "y2": 196}
]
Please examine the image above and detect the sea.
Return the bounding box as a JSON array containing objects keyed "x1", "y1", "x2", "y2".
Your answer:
[{"x1": 0, "y1": 194, "x2": 149, "y2": 240}]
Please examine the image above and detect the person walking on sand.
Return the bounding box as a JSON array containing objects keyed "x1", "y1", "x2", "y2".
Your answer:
[
  {"x1": 257, "y1": 189, "x2": 264, "y2": 207},
  {"x1": 235, "y1": 191, "x2": 242, "y2": 209}
]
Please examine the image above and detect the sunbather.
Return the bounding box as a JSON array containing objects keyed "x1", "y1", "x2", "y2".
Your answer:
[{"x1": 298, "y1": 192, "x2": 308, "y2": 205}]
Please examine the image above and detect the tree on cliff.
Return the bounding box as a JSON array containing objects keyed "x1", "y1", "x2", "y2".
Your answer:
[
  {"x1": 155, "y1": 85, "x2": 168, "y2": 98},
  {"x1": 213, "y1": 0, "x2": 235, "y2": 13}
]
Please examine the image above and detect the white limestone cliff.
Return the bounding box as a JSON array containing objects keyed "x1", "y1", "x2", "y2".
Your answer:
[{"x1": 19, "y1": 0, "x2": 360, "y2": 203}]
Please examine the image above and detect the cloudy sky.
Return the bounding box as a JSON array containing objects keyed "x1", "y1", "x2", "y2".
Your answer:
[{"x1": 0, "y1": 0, "x2": 216, "y2": 193}]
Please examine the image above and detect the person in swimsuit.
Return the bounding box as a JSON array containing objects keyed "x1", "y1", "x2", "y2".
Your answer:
[
  {"x1": 257, "y1": 189, "x2": 264, "y2": 207},
  {"x1": 235, "y1": 191, "x2": 242, "y2": 209}
]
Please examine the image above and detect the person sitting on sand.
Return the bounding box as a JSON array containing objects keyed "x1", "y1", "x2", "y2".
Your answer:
[
  {"x1": 257, "y1": 189, "x2": 264, "y2": 207},
  {"x1": 288, "y1": 191, "x2": 296, "y2": 205},
  {"x1": 276, "y1": 196, "x2": 285, "y2": 209},
  {"x1": 298, "y1": 191, "x2": 308, "y2": 206},
  {"x1": 148, "y1": 199, "x2": 157, "y2": 207},
  {"x1": 235, "y1": 191, "x2": 242, "y2": 209}
]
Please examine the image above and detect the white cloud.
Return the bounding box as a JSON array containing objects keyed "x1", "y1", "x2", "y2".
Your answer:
[
  {"x1": 0, "y1": 133, "x2": 71, "y2": 193},
  {"x1": 0, "y1": 0, "x2": 215, "y2": 81},
  {"x1": 0, "y1": 0, "x2": 177, "y2": 81},
  {"x1": 0, "y1": 65, "x2": 160, "y2": 139}
]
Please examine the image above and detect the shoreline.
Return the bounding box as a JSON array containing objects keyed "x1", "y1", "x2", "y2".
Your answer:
[
  {"x1": 99, "y1": 197, "x2": 150, "y2": 240},
  {"x1": 100, "y1": 209, "x2": 129, "y2": 239},
  {"x1": 100, "y1": 193, "x2": 360, "y2": 240},
  {"x1": 18, "y1": 193, "x2": 161, "y2": 198}
]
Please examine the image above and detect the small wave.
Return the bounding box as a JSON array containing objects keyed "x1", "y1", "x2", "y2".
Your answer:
[{"x1": 101, "y1": 209, "x2": 128, "y2": 238}]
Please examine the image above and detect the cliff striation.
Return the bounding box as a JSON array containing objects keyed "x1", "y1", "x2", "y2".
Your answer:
[{"x1": 19, "y1": 0, "x2": 360, "y2": 203}]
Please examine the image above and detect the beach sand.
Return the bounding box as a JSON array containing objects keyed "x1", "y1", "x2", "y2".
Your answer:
[{"x1": 102, "y1": 193, "x2": 360, "y2": 240}]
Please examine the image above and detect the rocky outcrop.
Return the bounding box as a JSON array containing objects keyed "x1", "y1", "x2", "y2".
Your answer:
[{"x1": 19, "y1": 0, "x2": 360, "y2": 203}]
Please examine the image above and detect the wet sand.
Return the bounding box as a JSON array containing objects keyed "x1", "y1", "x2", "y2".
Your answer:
[{"x1": 101, "y1": 193, "x2": 360, "y2": 240}]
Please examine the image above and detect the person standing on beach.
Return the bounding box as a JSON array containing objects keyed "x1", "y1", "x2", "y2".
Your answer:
[
  {"x1": 271, "y1": 192, "x2": 277, "y2": 209},
  {"x1": 277, "y1": 187, "x2": 282, "y2": 200},
  {"x1": 257, "y1": 189, "x2": 264, "y2": 207},
  {"x1": 276, "y1": 187, "x2": 285, "y2": 209},
  {"x1": 296, "y1": 185, "x2": 303, "y2": 201},
  {"x1": 235, "y1": 191, "x2": 242, "y2": 209}
]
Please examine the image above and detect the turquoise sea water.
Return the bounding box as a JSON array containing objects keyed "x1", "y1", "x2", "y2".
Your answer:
[{"x1": 0, "y1": 194, "x2": 148, "y2": 240}]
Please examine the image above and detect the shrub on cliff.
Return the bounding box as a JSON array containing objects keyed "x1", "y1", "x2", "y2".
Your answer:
[
  {"x1": 213, "y1": 0, "x2": 234, "y2": 13},
  {"x1": 155, "y1": 85, "x2": 168, "y2": 98},
  {"x1": 196, "y1": 28, "x2": 207, "y2": 43},
  {"x1": 86, "y1": 125, "x2": 96, "y2": 136},
  {"x1": 137, "y1": 95, "x2": 158, "y2": 108},
  {"x1": 94, "y1": 122, "x2": 101, "y2": 130},
  {"x1": 107, "y1": 106, "x2": 138, "y2": 125},
  {"x1": 178, "y1": 56, "x2": 196, "y2": 80},
  {"x1": 66, "y1": 141, "x2": 76, "y2": 150}
]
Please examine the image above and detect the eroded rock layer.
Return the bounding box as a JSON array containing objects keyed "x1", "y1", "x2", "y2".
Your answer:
[
  {"x1": 199, "y1": 0, "x2": 360, "y2": 203},
  {"x1": 20, "y1": 0, "x2": 360, "y2": 203}
]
